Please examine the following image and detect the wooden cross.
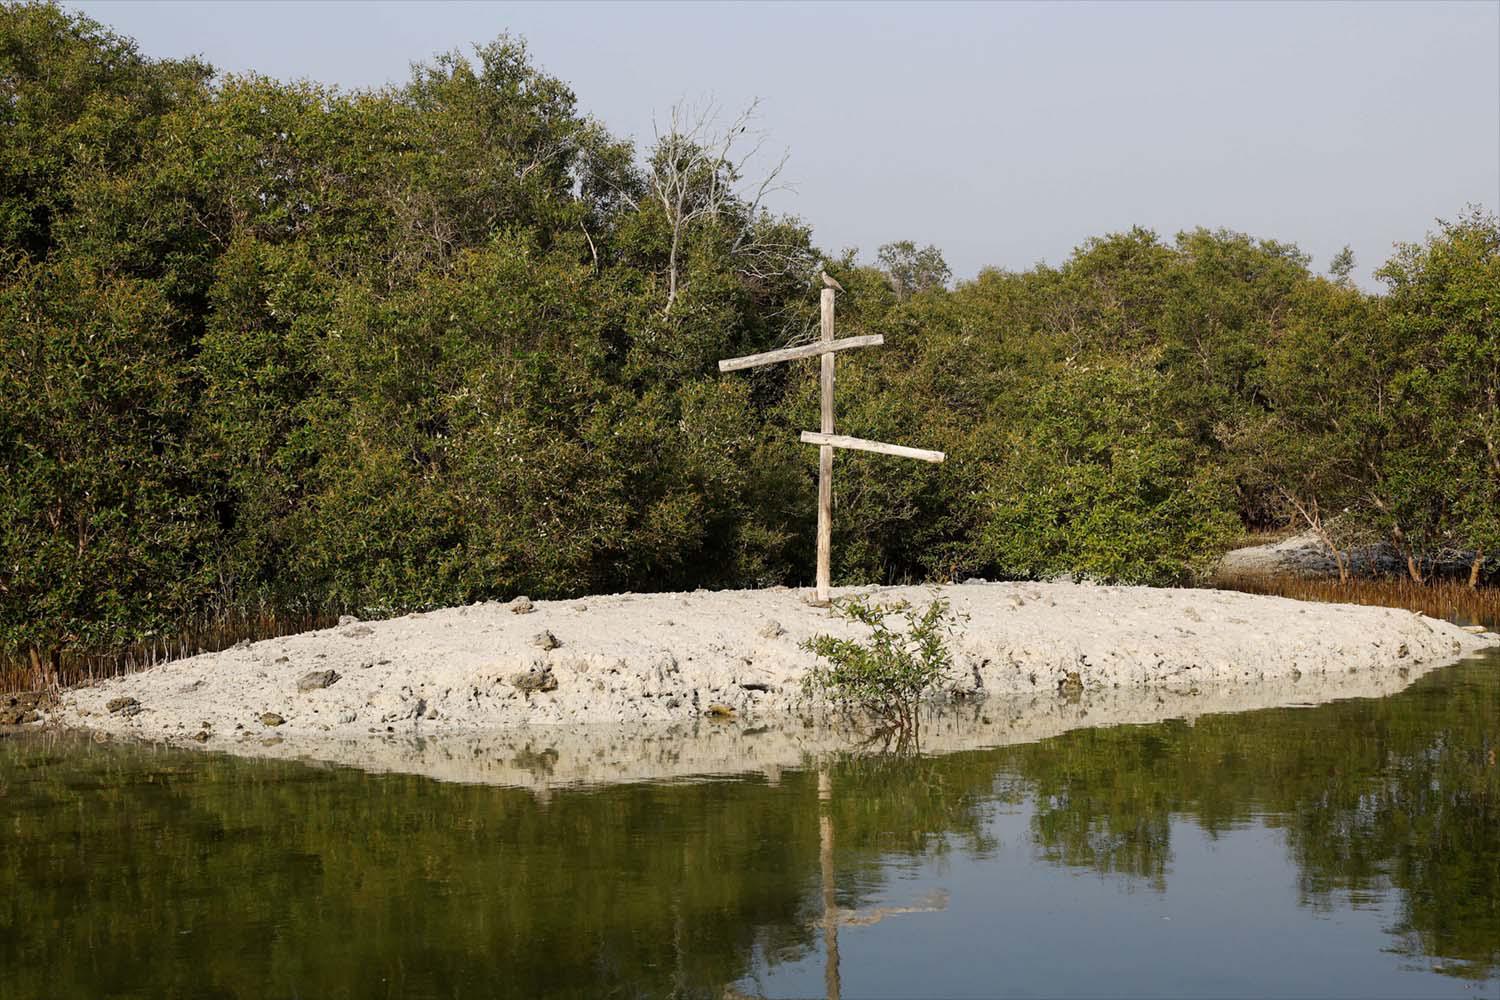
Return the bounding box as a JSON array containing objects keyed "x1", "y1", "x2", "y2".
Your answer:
[{"x1": 718, "y1": 278, "x2": 945, "y2": 605}]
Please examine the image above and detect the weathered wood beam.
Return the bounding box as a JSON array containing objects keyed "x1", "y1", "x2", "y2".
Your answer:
[
  {"x1": 816, "y1": 289, "x2": 836, "y2": 605},
  {"x1": 717, "y1": 335, "x2": 883, "y2": 373},
  {"x1": 800, "y1": 431, "x2": 946, "y2": 464}
]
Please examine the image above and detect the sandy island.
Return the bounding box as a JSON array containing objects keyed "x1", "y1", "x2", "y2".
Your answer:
[{"x1": 42, "y1": 582, "x2": 1497, "y2": 784}]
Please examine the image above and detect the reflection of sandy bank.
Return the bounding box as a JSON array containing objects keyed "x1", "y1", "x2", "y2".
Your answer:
[{"x1": 126, "y1": 653, "x2": 1477, "y2": 790}]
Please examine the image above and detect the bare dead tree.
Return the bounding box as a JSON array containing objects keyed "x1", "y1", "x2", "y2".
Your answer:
[{"x1": 619, "y1": 98, "x2": 812, "y2": 314}]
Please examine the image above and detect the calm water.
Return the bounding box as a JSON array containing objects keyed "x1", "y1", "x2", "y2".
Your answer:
[{"x1": 3, "y1": 652, "x2": 1498, "y2": 999}]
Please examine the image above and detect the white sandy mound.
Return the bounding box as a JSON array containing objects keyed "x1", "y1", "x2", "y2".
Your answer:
[{"x1": 51, "y1": 583, "x2": 1495, "y2": 752}]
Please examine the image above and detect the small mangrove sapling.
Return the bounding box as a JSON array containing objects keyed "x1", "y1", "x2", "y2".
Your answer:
[{"x1": 801, "y1": 596, "x2": 963, "y2": 739}]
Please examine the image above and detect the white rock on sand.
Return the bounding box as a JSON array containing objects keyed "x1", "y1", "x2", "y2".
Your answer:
[
  {"x1": 1215, "y1": 530, "x2": 1394, "y2": 578},
  {"x1": 49, "y1": 583, "x2": 1495, "y2": 759},
  {"x1": 1216, "y1": 529, "x2": 1480, "y2": 580}
]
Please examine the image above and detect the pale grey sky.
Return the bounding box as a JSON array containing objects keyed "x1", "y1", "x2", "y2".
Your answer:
[{"x1": 73, "y1": 1, "x2": 1500, "y2": 288}]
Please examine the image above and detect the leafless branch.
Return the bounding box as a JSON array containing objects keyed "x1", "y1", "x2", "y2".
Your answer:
[{"x1": 643, "y1": 97, "x2": 812, "y2": 314}]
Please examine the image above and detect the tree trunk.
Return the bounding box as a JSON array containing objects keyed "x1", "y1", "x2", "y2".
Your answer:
[
  {"x1": 1471, "y1": 549, "x2": 1486, "y2": 589},
  {"x1": 1391, "y1": 524, "x2": 1425, "y2": 584},
  {"x1": 1406, "y1": 554, "x2": 1426, "y2": 585},
  {"x1": 669, "y1": 212, "x2": 687, "y2": 314},
  {"x1": 664, "y1": 219, "x2": 681, "y2": 314},
  {"x1": 1311, "y1": 523, "x2": 1349, "y2": 583},
  {"x1": 1283, "y1": 490, "x2": 1349, "y2": 583}
]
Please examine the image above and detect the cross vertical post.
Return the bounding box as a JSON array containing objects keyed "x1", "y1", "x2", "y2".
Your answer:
[
  {"x1": 817, "y1": 288, "x2": 836, "y2": 604},
  {"x1": 717, "y1": 273, "x2": 944, "y2": 606}
]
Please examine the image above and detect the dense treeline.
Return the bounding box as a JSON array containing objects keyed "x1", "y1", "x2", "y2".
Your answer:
[{"x1": 2, "y1": 3, "x2": 1497, "y2": 671}]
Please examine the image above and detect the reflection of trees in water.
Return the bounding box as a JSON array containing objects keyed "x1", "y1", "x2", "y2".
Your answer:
[
  {"x1": 999, "y1": 659, "x2": 1500, "y2": 979},
  {"x1": 1288, "y1": 675, "x2": 1500, "y2": 980},
  {"x1": 2, "y1": 657, "x2": 1495, "y2": 995},
  {"x1": 0, "y1": 737, "x2": 997, "y2": 999}
]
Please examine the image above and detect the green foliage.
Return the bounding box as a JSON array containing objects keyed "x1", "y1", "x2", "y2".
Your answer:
[
  {"x1": 1238, "y1": 208, "x2": 1500, "y2": 581},
  {"x1": 1377, "y1": 207, "x2": 1500, "y2": 573},
  {"x1": 0, "y1": 2, "x2": 210, "y2": 256},
  {"x1": 976, "y1": 365, "x2": 1237, "y2": 585},
  {"x1": 0, "y1": 2, "x2": 815, "y2": 661},
  {"x1": 3, "y1": 1, "x2": 1498, "y2": 672},
  {"x1": 0, "y1": 254, "x2": 214, "y2": 651},
  {"x1": 802, "y1": 596, "x2": 961, "y2": 738}
]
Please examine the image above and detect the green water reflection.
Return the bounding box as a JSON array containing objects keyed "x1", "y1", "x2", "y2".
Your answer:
[{"x1": 2, "y1": 653, "x2": 1497, "y2": 998}]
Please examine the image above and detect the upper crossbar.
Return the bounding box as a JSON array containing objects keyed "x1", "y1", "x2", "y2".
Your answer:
[{"x1": 718, "y1": 335, "x2": 884, "y2": 373}]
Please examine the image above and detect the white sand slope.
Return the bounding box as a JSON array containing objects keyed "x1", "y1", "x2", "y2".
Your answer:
[{"x1": 49, "y1": 583, "x2": 1495, "y2": 770}]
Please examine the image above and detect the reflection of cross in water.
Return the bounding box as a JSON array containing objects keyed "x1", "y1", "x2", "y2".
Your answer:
[
  {"x1": 718, "y1": 278, "x2": 945, "y2": 606},
  {"x1": 820, "y1": 767, "x2": 840, "y2": 1000},
  {"x1": 816, "y1": 765, "x2": 950, "y2": 1000}
]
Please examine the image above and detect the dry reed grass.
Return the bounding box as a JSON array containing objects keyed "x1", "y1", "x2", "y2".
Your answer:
[
  {"x1": 1212, "y1": 573, "x2": 1500, "y2": 630},
  {"x1": 1, "y1": 610, "x2": 337, "y2": 695}
]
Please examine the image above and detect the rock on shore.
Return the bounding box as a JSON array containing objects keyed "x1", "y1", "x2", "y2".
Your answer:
[
  {"x1": 48, "y1": 583, "x2": 1496, "y2": 750},
  {"x1": 1217, "y1": 529, "x2": 1481, "y2": 580}
]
